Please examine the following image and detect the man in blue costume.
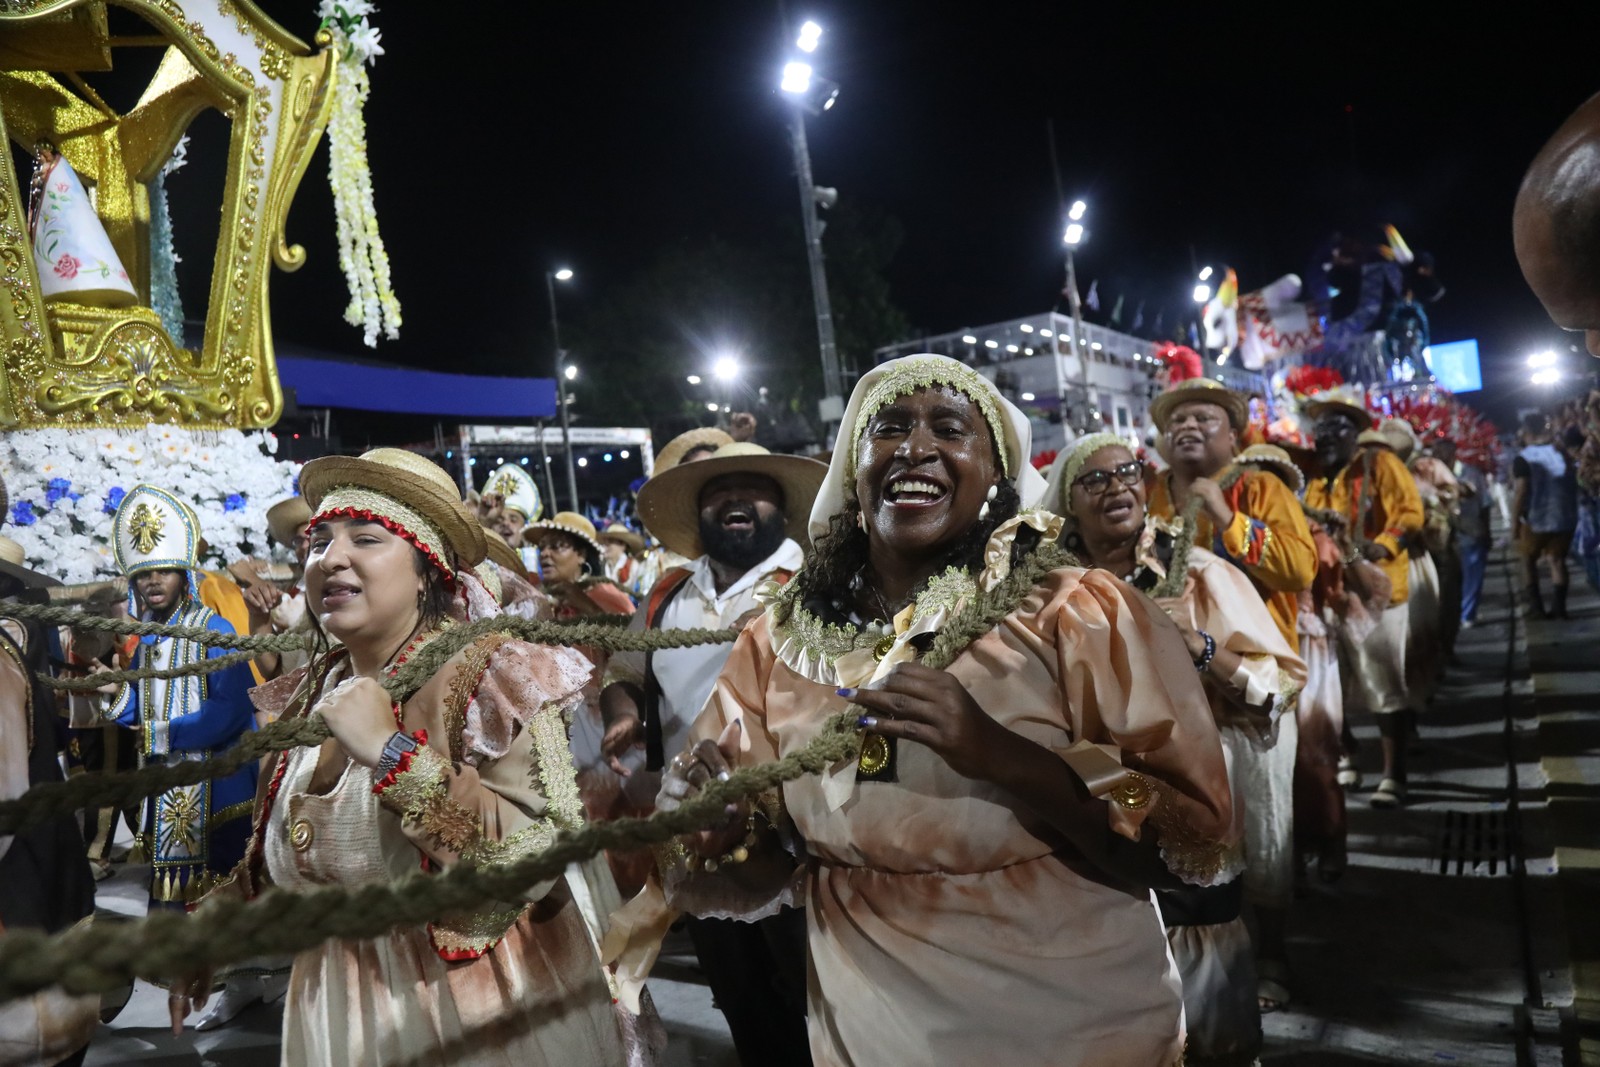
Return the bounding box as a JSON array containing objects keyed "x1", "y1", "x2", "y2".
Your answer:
[{"x1": 95, "y1": 485, "x2": 258, "y2": 909}]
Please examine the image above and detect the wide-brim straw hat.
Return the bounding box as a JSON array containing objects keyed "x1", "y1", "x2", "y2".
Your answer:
[
  {"x1": 265, "y1": 496, "x2": 312, "y2": 546},
  {"x1": 1378, "y1": 417, "x2": 1420, "y2": 459},
  {"x1": 299, "y1": 448, "x2": 487, "y2": 571},
  {"x1": 1302, "y1": 388, "x2": 1375, "y2": 430},
  {"x1": 1147, "y1": 377, "x2": 1249, "y2": 432},
  {"x1": 598, "y1": 523, "x2": 646, "y2": 554},
  {"x1": 523, "y1": 511, "x2": 604, "y2": 557},
  {"x1": 1234, "y1": 443, "x2": 1306, "y2": 495},
  {"x1": 483, "y1": 528, "x2": 529, "y2": 578},
  {"x1": 0, "y1": 535, "x2": 59, "y2": 590},
  {"x1": 1357, "y1": 429, "x2": 1395, "y2": 450},
  {"x1": 654, "y1": 427, "x2": 734, "y2": 474},
  {"x1": 638, "y1": 442, "x2": 827, "y2": 560}
]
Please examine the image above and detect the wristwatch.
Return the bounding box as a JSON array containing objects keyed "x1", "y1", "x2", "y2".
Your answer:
[{"x1": 376, "y1": 730, "x2": 421, "y2": 779}]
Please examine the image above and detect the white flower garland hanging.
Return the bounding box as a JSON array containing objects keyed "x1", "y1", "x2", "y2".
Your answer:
[
  {"x1": 148, "y1": 135, "x2": 188, "y2": 342},
  {"x1": 319, "y1": 1, "x2": 402, "y2": 347}
]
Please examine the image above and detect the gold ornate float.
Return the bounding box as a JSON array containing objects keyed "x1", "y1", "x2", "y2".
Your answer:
[{"x1": 0, "y1": 0, "x2": 336, "y2": 429}]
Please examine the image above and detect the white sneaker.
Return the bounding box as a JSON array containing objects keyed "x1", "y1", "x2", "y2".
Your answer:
[{"x1": 193, "y1": 977, "x2": 264, "y2": 1031}]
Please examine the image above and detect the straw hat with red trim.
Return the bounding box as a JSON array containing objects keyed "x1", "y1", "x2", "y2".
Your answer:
[{"x1": 299, "y1": 448, "x2": 487, "y2": 574}]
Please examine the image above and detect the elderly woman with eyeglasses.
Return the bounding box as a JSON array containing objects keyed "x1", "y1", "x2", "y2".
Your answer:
[
  {"x1": 1047, "y1": 432, "x2": 1306, "y2": 1065},
  {"x1": 611, "y1": 356, "x2": 1235, "y2": 1066}
]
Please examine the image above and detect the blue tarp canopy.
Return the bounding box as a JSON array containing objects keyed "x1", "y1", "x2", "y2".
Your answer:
[{"x1": 276, "y1": 356, "x2": 557, "y2": 419}]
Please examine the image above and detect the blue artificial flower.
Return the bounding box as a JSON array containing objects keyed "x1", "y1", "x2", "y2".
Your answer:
[
  {"x1": 103, "y1": 487, "x2": 127, "y2": 515},
  {"x1": 45, "y1": 477, "x2": 72, "y2": 506},
  {"x1": 10, "y1": 500, "x2": 37, "y2": 526},
  {"x1": 224, "y1": 493, "x2": 246, "y2": 513}
]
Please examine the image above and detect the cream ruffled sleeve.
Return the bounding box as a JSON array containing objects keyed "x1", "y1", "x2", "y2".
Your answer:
[
  {"x1": 1030, "y1": 567, "x2": 1237, "y2": 887},
  {"x1": 1181, "y1": 550, "x2": 1308, "y2": 736},
  {"x1": 376, "y1": 636, "x2": 593, "y2": 958}
]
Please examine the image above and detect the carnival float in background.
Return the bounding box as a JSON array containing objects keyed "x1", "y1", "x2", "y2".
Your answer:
[
  {"x1": 0, "y1": 0, "x2": 396, "y2": 583},
  {"x1": 1193, "y1": 222, "x2": 1500, "y2": 470}
]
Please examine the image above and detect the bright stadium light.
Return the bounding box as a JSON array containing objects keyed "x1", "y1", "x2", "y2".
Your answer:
[
  {"x1": 781, "y1": 61, "x2": 813, "y2": 95},
  {"x1": 797, "y1": 20, "x2": 822, "y2": 52}
]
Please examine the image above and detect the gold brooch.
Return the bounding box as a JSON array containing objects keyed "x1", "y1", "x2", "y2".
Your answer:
[
  {"x1": 1109, "y1": 772, "x2": 1154, "y2": 812},
  {"x1": 858, "y1": 733, "x2": 891, "y2": 776},
  {"x1": 289, "y1": 819, "x2": 315, "y2": 852}
]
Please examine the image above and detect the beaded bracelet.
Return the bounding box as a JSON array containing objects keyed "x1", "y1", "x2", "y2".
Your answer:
[
  {"x1": 701, "y1": 810, "x2": 768, "y2": 873},
  {"x1": 1192, "y1": 630, "x2": 1216, "y2": 673}
]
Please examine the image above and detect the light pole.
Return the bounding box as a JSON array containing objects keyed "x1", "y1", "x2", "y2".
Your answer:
[
  {"x1": 1062, "y1": 201, "x2": 1091, "y2": 433},
  {"x1": 713, "y1": 353, "x2": 740, "y2": 428},
  {"x1": 779, "y1": 22, "x2": 846, "y2": 436},
  {"x1": 545, "y1": 267, "x2": 579, "y2": 511}
]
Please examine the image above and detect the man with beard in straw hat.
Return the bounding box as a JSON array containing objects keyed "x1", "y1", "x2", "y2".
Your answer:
[
  {"x1": 599, "y1": 440, "x2": 825, "y2": 1067},
  {"x1": 1304, "y1": 389, "x2": 1424, "y2": 809}
]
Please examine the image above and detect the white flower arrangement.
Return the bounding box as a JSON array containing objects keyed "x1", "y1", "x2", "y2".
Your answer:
[
  {"x1": 319, "y1": 1, "x2": 401, "y2": 348},
  {"x1": 0, "y1": 427, "x2": 300, "y2": 585}
]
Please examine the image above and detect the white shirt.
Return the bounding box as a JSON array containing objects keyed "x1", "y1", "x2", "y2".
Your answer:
[{"x1": 596, "y1": 538, "x2": 804, "y2": 801}]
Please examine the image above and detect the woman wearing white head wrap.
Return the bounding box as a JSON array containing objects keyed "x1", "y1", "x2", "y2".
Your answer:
[
  {"x1": 1048, "y1": 432, "x2": 1307, "y2": 1057},
  {"x1": 640, "y1": 355, "x2": 1235, "y2": 1066}
]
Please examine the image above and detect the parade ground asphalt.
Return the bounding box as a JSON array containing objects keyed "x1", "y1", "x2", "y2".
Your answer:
[{"x1": 79, "y1": 544, "x2": 1598, "y2": 1066}]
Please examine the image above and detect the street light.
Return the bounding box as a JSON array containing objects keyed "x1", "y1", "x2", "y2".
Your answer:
[
  {"x1": 544, "y1": 267, "x2": 579, "y2": 511},
  {"x1": 563, "y1": 364, "x2": 578, "y2": 381},
  {"x1": 778, "y1": 19, "x2": 846, "y2": 434},
  {"x1": 1528, "y1": 350, "x2": 1558, "y2": 368},
  {"x1": 713, "y1": 355, "x2": 740, "y2": 381},
  {"x1": 1061, "y1": 200, "x2": 1091, "y2": 433},
  {"x1": 1532, "y1": 367, "x2": 1562, "y2": 386}
]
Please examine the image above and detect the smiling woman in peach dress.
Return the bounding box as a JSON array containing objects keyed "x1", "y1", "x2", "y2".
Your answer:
[
  {"x1": 617, "y1": 355, "x2": 1235, "y2": 1067},
  {"x1": 172, "y1": 448, "x2": 629, "y2": 1067}
]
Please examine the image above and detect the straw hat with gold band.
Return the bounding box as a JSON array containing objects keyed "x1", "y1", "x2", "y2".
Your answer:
[
  {"x1": 483, "y1": 528, "x2": 529, "y2": 579},
  {"x1": 653, "y1": 427, "x2": 734, "y2": 475},
  {"x1": 299, "y1": 447, "x2": 487, "y2": 578},
  {"x1": 1301, "y1": 387, "x2": 1374, "y2": 430},
  {"x1": 638, "y1": 442, "x2": 828, "y2": 560},
  {"x1": 1147, "y1": 377, "x2": 1249, "y2": 433},
  {"x1": 597, "y1": 522, "x2": 645, "y2": 555},
  {"x1": 265, "y1": 496, "x2": 313, "y2": 547},
  {"x1": 1234, "y1": 443, "x2": 1306, "y2": 495},
  {"x1": 523, "y1": 511, "x2": 605, "y2": 558}
]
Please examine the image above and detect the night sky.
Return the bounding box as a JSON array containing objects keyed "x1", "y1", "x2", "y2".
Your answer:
[{"x1": 159, "y1": 4, "x2": 1600, "y2": 430}]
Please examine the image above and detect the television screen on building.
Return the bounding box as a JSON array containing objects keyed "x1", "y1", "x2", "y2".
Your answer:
[{"x1": 1424, "y1": 339, "x2": 1482, "y2": 393}]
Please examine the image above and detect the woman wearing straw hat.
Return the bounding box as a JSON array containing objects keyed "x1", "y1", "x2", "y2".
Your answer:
[
  {"x1": 524, "y1": 512, "x2": 637, "y2": 618},
  {"x1": 597, "y1": 523, "x2": 646, "y2": 593},
  {"x1": 1046, "y1": 432, "x2": 1305, "y2": 1051},
  {"x1": 170, "y1": 449, "x2": 629, "y2": 1066},
  {"x1": 621, "y1": 354, "x2": 1233, "y2": 1066}
]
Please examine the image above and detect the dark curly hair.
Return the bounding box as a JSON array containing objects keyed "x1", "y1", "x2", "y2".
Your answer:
[{"x1": 793, "y1": 476, "x2": 1038, "y2": 622}]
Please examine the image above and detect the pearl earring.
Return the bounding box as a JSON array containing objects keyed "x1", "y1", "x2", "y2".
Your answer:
[{"x1": 978, "y1": 483, "x2": 999, "y2": 522}]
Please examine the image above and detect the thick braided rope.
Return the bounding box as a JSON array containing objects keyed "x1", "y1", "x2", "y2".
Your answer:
[
  {"x1": 0, "y1": 600, "x2": 734, "y2": 656},
  {"x1": 1152, "y1": 466, "x2": 1245, "y2": 599},
  {"x1": 0, "y1": 617, "x2": 736, "y2": 836},
  {"x1": 39, "y1": 650, "x2": 259, "y2": 691},
  {"x1": 0, "y1": 713, "x2": 862, "y2": 1000},
  {"x1": 922, "y1": 542, "x2": 1072, "y2": 669},
  {"x1": 0, "y1": 601, "x2": 307, "y2": 651}
]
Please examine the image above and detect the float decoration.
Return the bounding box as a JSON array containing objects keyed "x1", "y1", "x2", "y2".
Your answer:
[{"x1": 0, "y1": 0, "x2": 338, "y2": 429}]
